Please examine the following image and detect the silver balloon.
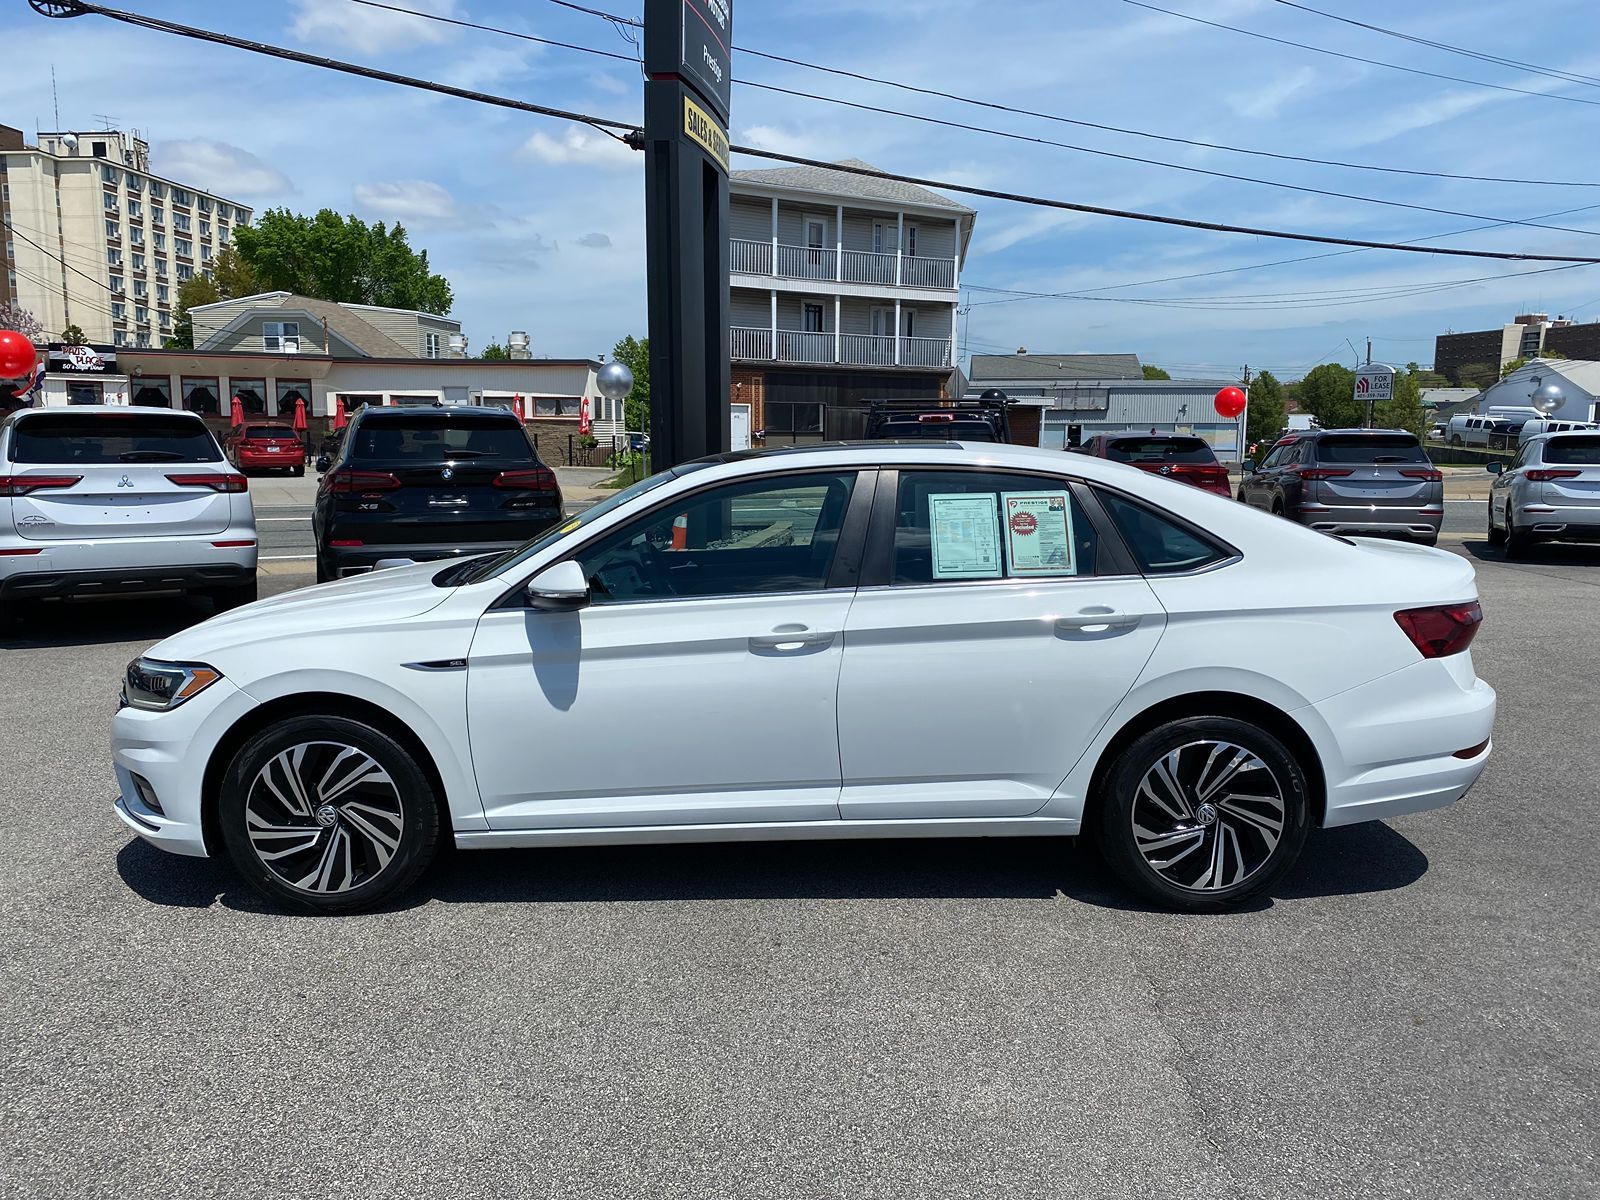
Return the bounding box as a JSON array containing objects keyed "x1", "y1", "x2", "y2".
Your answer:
[
  {"x1": 596, "y1": 361, "x2": 635, "y2": 402},
  {"x1": 1533, "y1": 382, "x2": 1564, "y2": 415}
]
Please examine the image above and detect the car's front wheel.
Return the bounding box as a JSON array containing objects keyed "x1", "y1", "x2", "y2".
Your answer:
[
  {"x1": 1094, "y1": 716, "x2": 1310, "y2": 912},
  {"x1": 219, "y1": 715, "x2": 441, "y2": 914}
]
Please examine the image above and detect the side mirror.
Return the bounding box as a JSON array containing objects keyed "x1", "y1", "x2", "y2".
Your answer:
[
  {"x1": 1487, "y1": 460, "x2": 1504, "y2": 475},
  {"x1": 315, "y1": 454, "x2": 330, "y2": 473},
  {"x1": 1241, "y1": 460, "x2": 1257, "y2": 474},
  {"x1": 524, "y1": 560, "x2": 590, "y2": 611}
]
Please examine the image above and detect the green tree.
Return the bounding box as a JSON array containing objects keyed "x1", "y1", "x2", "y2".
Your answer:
[
  {"x1": 209, "y1": 245, "x2": 260, "y2": 300},
  {"x1": 1141, "y1": 363, "x2": 1171, "y2": 380},
  {"x1": 0, "y1": 302, "x2": 43, "y2": 342},
  {"x1": 1246, "y1": 370, "x2": 1286, "y2": 445},
  {"x1": 165, "y1": 275, "x2": 221, "y2": 351},
  {"x1": 1454, "y1": 361, "x2": 1498, "y2": 390},
  {"x1": 479, "y1": 342, "x2": 509, "y2": 360},
  {"x1": 233, "y1": 208, "x2": 453, "y2": 314},
  {"x1": 1500, "y1": 349, "x2": 1565, "y2": 379},
  {"x1": 59, "y1": 323, "x2": 88, "y2": 345},
  {"x1": 611, "y1": 334, "x2": 651, "y2": 432},
  {"x1": 1297, "y1": 362, "x2": 1362, "y2": 429}
]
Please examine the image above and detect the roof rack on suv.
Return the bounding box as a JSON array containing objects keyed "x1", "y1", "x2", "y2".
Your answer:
[{"x1": 864, "y1": 390, "x2": 1013, "y2": 442}]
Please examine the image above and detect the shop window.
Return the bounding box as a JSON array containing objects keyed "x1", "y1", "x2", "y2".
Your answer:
[{"x1": 182, "y1": 376, "x2": 221, "y2": 415}]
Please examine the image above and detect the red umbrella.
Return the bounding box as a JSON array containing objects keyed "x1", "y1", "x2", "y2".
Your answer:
[
  {"x1": 230, "y1": 395, "x2": 244, "y2": 427},
  {"x1": 332, "y1": 397, "x2": 347, "y2": 431},
  {"x1": 292, "y1": 396, "x2": 307, "y2": 433}
]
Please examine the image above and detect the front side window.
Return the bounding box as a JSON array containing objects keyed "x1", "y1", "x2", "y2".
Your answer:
[
  {"x1": 574, "y1": 471, "x2": 857, "y2": 604},
  {"x1": 891, "y1": 470, "x2": 1100, "y2": 584},
  {"x1": 1097, "y1": 489, "x2": 1231, "y2": 575}
]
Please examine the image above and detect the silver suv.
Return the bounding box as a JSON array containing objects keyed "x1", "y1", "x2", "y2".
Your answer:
[{"x1": 0, "y1": 406, "x2": 257, "y2": 619}]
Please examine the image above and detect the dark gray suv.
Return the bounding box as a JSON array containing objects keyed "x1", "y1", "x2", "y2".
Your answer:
[{"x1": 1240, "y1": 429, "x2": 1443, "y2": 545}]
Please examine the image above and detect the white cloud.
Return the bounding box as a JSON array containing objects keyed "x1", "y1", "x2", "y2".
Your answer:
[
  {"x1": 576, "y1": 232, "x2": 613, "y2": 249},
  {"x1": 519, "y1": 126, "x2": 637, "y2": 171},
  {"x1": 153, "y1": 140, "x2": 292, "y2": 199},
  {"x1": 1227, "y1": 67, "x2": 1321, "y2": 120},
  {"x1": 353, "y1": 180, "x2": 458, "y2": 223},
  {"x1": 289, "y1": 0, "x2": 460, "y2": 54}
]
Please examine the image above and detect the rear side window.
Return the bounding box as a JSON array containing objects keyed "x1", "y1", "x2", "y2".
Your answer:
[
  {"x1": 9, "y1": 413, "x2": 222, "y2": 464},
  {"x1": 349, "y1": 414, "x2": 534, "y2": 462},
  {"x1": 1315, "y1": 435, "x2": 1426, "y2": 465},
  {"x1": 1543, "y1": 437, "x2": 1600, "y2": 465},
  {"x1": 245, "y1": 425, "x2": 299, "y2": 440},
  {"x1": 891, "y1": 470, "x2": 1101, "y2": 583},
  {"x1": 1105, "y1": 437, "x2": 1216, "y2": 464},
  {"x1": 1096, "y1": 489, "x2": 1231, "y2": 575}
]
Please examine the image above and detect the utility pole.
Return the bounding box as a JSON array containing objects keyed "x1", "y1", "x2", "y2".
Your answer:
[{"x1": 1366, "y1": 337, "x2": 1372, "y2": 366}]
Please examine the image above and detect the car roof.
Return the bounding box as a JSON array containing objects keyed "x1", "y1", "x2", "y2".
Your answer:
[
  {"x1": 3, "y1": 404, "x2": 204, "y2": 424},
  {"x1": 1303, "y1": 427, "x2": 1420, "y2": 438},
  {"x1": 1525, "y1": 429, "x2": 1600, "y2": 444},
  {"x1": 354, "y1": 404, "x2": 519, "y2": 421}
]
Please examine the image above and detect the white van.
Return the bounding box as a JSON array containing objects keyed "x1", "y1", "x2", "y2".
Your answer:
[
  {"x1": 1446, "y1": 413, "x2": 1510, "y2": 446},
  {"x1": 1486, "y1": 405, "x2": 1546, "y2": 423},
  {"x1": 1517, "y1": 418, "x2": 1600, "y2": 444}
]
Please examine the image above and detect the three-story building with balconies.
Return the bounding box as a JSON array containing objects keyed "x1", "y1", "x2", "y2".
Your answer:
[{"x1": 729, "y1": 158, "x2": 975, "y2": 444}]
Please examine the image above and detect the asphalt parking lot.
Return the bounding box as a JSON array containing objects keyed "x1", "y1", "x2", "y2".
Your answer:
[{"x1": 2, "y1": 537, "x2": 1597, "y2": 1199}]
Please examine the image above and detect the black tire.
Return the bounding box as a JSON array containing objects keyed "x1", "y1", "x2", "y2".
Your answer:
[
  {"x1": 315, "y1": 556, "x2": 335, "y2": 584},
  {"x1": 1270, "y1": 500, "x2": 1285, "y2": 518},
  {"x1": 219, "y1": 715, "x2": 441, "y2": 914},
  {"x1": 293, "y1": 464, "x2": 305, "y2": 477},
  {"x1": 1093, "y1": 716, "x2": 1311, "y2": 912},
  {"x1": 208, "y1": 576, "x2": 258, "y2": 611},
  {"x1": 1505, "y1": 509, "x2": 1532, "y2": 559},
  {"x1": 1416, "y1": 533, "x2": 1439, "y2": 548},
  {"x1": 1450, "y1": 435, "x2": 1463, "y2": 446},
  {"x1": 1486, "y1": 499, "x2": 1506, "y2": 547}
]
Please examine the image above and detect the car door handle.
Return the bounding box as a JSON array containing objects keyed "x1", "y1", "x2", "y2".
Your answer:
[
  {"x1": 749, "y1": 625, "x2": 837, "y2": 652},
  {"x1": 1055, "y1": 608, "x2": 1143, "y2": 634}
]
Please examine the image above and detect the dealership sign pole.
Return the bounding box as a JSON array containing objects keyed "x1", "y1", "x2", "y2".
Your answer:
[{"x1": 643, "y1": 0, "x2": 733, "y2": 469}]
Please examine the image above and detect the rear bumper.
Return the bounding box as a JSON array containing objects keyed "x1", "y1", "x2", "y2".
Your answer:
[
  {"x1": 237, "y1": 452, "x2": 304, "y2": 469},
  {"x1": 322, "y1": 539, "x2": 530, "y2": 575},
  {"x1": 1511, "y1": 500, "x2": 1600, "y2": 539},
  {"x1": 1298, "y1": 503, "x2": 1443, "y2": 539},
  {"x1": 0, "y1": 533, "x2": 258, "y2": 598},
  {"x1": 1301, "y1": 655, "x2": 1496, "y2": 828}
]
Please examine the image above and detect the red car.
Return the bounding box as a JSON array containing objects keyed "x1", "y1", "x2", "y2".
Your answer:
[
  {"x1": 224, "y1": 421, "x2": 306, "y2": 476},
  {"x1": 1077, "y1": 434, "x2": 1232, "y2": 497}
]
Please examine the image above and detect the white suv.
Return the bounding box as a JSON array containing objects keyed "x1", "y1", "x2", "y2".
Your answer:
[{"x1": 0, "y1": 406, "x2": 257, "y2": 619}]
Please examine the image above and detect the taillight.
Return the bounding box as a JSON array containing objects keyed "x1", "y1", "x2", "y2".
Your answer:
[
  {"x1": 323, "y1": 469, "x2": 401, "y2": 495},
  {"x1": 1526, "y1": 469, "x2": 1582, "y2": 482},
  {"x1": 1399, "y1": 468, "x2": 1444, "y2": 482},
  {"x1": 0, "y1": 474, "x2": 81, "y2": 496},
  {"x1": 167, "y1": 473, "x2": 248, "y2": 493},
  {"x1": 1297, "y1": 467, "x2": 1354, "y2": 480},
  {"x1": 1394, "y1": 602, "x2": 1482, "y2": 659},
  {"x1": 493, "y1": 467, "x2": 558, "y2": 492}
]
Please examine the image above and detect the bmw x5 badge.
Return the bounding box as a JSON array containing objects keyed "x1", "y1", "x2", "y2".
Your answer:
[{"x1": 441, "y1": 467, "x2": 454, "y2": 481}]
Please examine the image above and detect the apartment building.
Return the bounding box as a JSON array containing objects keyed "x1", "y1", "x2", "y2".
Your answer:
[
  {"x1": 1433, "y1": 312, "x2": 1600, "y2": 386},
  {"x1": 729, "y1": 158, "x2": 975, "y2": 442},
  {"x1": 0, "y1": 125, "x2": 252, "y2": 348}
]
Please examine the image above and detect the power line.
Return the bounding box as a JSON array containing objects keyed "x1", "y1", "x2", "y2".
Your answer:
[
  {"x1": 28, "y1": 1, "x2": 1600, "y2": 265},
  {"x1": 523, "y1": 0, "x2": 1600, "y2": 189},
  {"x1": 1113, "y1": 0, "x2": 1600, "y2": 109},
  {"x1": 1265, "y1": 0, "x2": 1600, "y2": 91}
]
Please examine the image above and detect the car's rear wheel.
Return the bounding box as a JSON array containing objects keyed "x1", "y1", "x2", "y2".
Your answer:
[
  {"x1": 208, "y1": 576, "x2": 258, "y2": 611},
  {"x1": 1505, "y1": 508, "x2": 1531, "y2": 559},
  {"x1": 293, "y1": 464, "x2": 305, "y2": 477},
  {"x1": 1486, "y1": 499, "x2": 1506, "y2": 546},
  {"x1": 219, "y1": 716, "x2": 441, "y2": 914},
  {"x1": 1093, "y1": 716, "x2": 1311, "y2": 912}
]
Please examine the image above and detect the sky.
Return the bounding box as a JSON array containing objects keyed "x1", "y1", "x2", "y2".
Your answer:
[{"x1": 5, "y1": 0, "x2": 1600, "y2": 380}]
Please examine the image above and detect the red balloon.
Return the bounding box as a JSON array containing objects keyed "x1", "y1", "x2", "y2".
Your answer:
[
  {"x1": 0, "y1": 329, "x2": 36, "y2": 380},
  {"x1": 1214, "y1": 386, "x2": 1247, "y2": 419}
]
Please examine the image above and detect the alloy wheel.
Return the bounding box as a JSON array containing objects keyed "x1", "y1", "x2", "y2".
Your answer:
[
  {"x1": 1130, "y1": 739, "x2": 1287, "y2": 892},
  {"x1": 244, "y1": 741, "x2": 405, "y2": 894}
]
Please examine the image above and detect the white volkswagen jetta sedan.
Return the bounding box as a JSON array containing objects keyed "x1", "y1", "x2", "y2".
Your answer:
[{"x1": 113, "y1": 442, "x2": 1495, "y2": 914}]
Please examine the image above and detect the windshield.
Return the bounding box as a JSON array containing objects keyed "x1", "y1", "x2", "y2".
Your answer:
[
  {"x1": 1106, "y1": 437, "x2": 1215, "y2": 464},
  {"x1": 454, "y1": 465, "x2": 699, "y2": 584},
  {"x1": 1544, "y1": 436, "x2": 1600, "y2": 465},
  {"x1": 1316, "y1": 435, "x2": 1426, "y2": 465},
  {"x1": 10, "y1": 412, "x2": 223, "y2": 464},
  {"x1": 350, "y1": 413, "x2": 534, "y2": 462}
]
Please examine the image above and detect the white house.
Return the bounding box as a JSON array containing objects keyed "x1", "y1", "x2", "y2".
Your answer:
[{"x1": 1477, "y1": 358, "x2": 1600, "y2": 423}]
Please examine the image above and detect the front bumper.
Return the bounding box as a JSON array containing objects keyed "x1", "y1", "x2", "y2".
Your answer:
[
  {"x1": 111, "y1": 676, "x2": 260, "y2": 858},
  {"x1": 0, "y1": 534, "x2": 258, "y2": 599},
  {"x1": 1302, "y1": 654, "x2": 1496, "y2": 828}
]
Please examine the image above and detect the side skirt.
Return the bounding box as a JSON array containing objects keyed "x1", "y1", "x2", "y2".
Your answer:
[{"x1": 455, "y1": 816, "x2": 1081, "y2": 850}]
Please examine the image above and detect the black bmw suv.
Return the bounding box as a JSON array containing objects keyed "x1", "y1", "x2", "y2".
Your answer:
[{"x1": 313, "y1": 404, "x2": 564, "y2": 581}]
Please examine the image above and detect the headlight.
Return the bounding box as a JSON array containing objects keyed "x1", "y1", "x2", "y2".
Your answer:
[{"x1": 123, "y1": 658, "x2": 224, "y2": 711}]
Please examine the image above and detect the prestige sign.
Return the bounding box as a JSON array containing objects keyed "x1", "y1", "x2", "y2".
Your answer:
[{"x1": 679, "y1": 0, "x2": 732, "y2": 121}]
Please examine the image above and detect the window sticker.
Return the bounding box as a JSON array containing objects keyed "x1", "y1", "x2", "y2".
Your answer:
[
  {"x1": 1002, "y1": 491, "x2": 1076, "y2": 576},
  {"x1": 929, "y1": 493, "x2": 1002, "y2": 579}
]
